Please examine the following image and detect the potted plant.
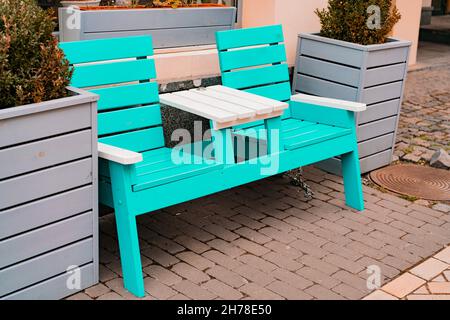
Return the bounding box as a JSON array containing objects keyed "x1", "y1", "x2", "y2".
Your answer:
[
  {"x1": 60, "y1": 0, "x2": 101, "y2": 7},
  {"x1": 293, "y1": 0, "x2": 412, "y2": 175},
  {"x1": 0, "y1": 0, "x2": 98, "y2": 299},
  {"x1": 58, "y1": 0, "x2": 236, "y2": 48}
]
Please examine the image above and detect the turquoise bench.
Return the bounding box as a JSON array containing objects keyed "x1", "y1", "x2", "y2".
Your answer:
[{"x1": 60, "y1": 33, "x2": 365, "y2": 298}]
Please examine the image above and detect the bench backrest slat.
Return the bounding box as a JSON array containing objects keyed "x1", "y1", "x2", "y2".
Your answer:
[
  {"x1": 60, "y1": 36, "x2": 164, "y2": 153},
  {"x1": 216, "y1": 24, "x2": 292, "y2": 126}
]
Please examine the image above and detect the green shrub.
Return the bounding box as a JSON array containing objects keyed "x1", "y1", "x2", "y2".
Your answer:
[
  {"x1": 0, "y1": 0, "x2": 72, "y2": 108},
  {"x1": 315, "y1": 0, "x2": 401, "y2": 45}
]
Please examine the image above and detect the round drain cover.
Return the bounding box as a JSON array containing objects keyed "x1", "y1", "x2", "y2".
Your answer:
[{"x1": 370, "y1": 164, "x2": 450, "y2": 201}]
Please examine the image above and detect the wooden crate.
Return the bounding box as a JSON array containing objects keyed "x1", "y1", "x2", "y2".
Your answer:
[
  {"x1": 293, "y1": 33, "x2": 411, "y2": 174},
  {"x1": 58, "y1": 7, "x2": 236, "y2": 48},
  {"x1": 0, "y1": 88, "x2": 99, "y2": 300}
]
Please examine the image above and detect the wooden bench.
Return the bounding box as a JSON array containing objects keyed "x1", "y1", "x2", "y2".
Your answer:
[{"x1": 60, "y1": 33, "x2": 365, "y2": 298}]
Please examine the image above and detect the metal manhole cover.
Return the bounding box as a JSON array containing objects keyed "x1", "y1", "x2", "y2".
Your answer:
[{"x1": 370, "y1": 164, "x2": 450, "y2": 201}]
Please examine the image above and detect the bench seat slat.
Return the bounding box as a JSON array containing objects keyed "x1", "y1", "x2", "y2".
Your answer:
[
  {"x1": 99, "y1": 127, "x2": 164, "y2": 153},
  {"x1": 98, "y1": 104, "x2": 162, "y2": 136},
  {"x1": 221, "y1": 64, "x2": 290, "y2": 90},
  {"x1": 284, "y1": 125, "x2": 352, "y2": 150},
  {"x1": 71, "y1": 59, "x2": 156, "y2": 88},
  {"x1": 216, "y1": 25, "x2": 284, "y2": 51},
  {"x1": 90, "y1": 82, "x2": 159, "y2": 111},
  {"x1": 59, "y1": 36, "x2": 154, "y2": 64},
  {"x1": 219, "y1": 44, "x2": 287, "y2": 71}
]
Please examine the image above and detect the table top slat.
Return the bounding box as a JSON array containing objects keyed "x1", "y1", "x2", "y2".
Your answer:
[
  {"x1": 189, "y1": 88, "x2": 273, "y2": 115},
  {"x1": 160, "y1": 93, "x2": 237, "y2": 123},
  {"x1": 174, "y1": 91, "x2": 256, "y2": 120},
  {"x1": 208, "y1": 85, "x2": 289, "y2": 111}
]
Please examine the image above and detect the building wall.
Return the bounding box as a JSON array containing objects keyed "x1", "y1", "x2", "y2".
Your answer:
[{"x1": 154, "y1": 0, "x2": 422, "y2": 83}]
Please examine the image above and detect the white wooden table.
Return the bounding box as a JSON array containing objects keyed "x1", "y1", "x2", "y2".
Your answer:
[{"x1": 160, "y1": 85, "x2": 289, "y2": 130}]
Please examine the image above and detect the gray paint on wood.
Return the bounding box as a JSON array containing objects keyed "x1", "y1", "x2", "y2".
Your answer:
[
  {"x1": 293, "y1": 33, "x2": 411, "y2": 174},
  {"x1": 0, "y1": 130, "x2": 92, "y2": 180},
  {"x1": 0, "y1": 239, "x2": 93, "y2": 297},
  {"x1": 0, "y1": 211, "x2": 93, "y2": 269},
  {"x1": 1, "y1": 263, "x2": 95, "y2": 300},
  {"x1": 0, "y1": 159, "x2": 92, "y2": 210},
  {"x1": 59, "y1": 7, "x2": 237, "y2": 48},
  {"x1": 0, "y1": 87, "x2": 98, "y2": 299},
  {"x1": 0, "y1": 186, "x2": 93, "y2": 240}
]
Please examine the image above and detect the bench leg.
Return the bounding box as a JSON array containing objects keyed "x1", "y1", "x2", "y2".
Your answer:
[
  {"x1": 109, "y1": 162, "x2": 145, "y2": 298},
  {"x1": 341, "y1": 148, "x2": 365, "y2": 211}
]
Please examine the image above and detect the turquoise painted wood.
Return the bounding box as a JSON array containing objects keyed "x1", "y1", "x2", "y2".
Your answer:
[
  {"x1": 61, "y1": 31, "x2": 364, "y2": 298},
  {"x1": 216, "y1": 25, "x2": 365, "y2": 211}
]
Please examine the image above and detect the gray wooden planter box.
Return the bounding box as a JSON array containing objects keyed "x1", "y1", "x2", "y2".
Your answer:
[
  {"x1": 293, "y1": 33, "x2": 411, "y2": 175},
  {"x1": 0, "y1": 88, "x2": 99, "y2": 300},
  {"x1": 58, "y1": 7, "x2": 236, "y2": 48}
]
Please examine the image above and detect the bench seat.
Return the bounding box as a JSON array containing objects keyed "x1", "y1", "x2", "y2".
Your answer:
[
  {"x1": 132, "y1": 147, "x2": 222, "y2": 191},
  {"x1": 235, "y1": 118, "x2": 352, "y2": 150}
]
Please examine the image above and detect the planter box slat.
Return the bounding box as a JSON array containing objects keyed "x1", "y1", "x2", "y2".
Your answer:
[
  {"x1": 361, "y1": 81, "x2": 403, "y2": 105},
  {"x1": 0, "y1": 103, "x2": 91, "y2": 148},
  {"x1": 0, "y1": 186, "x2": 92, "y2": 240},
  {"x1": 0, "y1": 238, "x2": 93, "y2": 297},
  {"x1": 59, "y1": 7, "x2": 236, "y2": 48},
  {"x1": 294, "y1": 34, "x2": 411, "y2": 174},
  {"x1": 0, "y1": 130, "x2": 92, "y2": 180},
  {"x1": 1, "y1": 263, "x2": 95, "y2": 300},
  {"x1": 0, "y1": 211, "x2": 93, "y2": 269},
  {"x1": 297, "y1": 56, "x2": 360, "y2": 87},
  {"x1": 364, "y1": 63, "x2": 407, "y2": 87},
  {"x1": 295, "y1": 74, "x2": 358, "y2": 101},
  {"x1": 358, "y1": 99, "x2": 400, "y2": 125},
  {"x1": 299, "y1": 38, "x2": 364, "y2": 67},
  {"x1": 0, "y1": 159, "x2": 92, "y2": 210},
  {"x1": 0, "y1": 89, "x2": 98, "y2": 299},
  {"x1": 318, "y1": 149, "x2": 393, "y2": 176},
  {"x1": 82, "y1": 8, "x2": 235, "y2": 32},
  {"x1": 366, "y1": 46, "x2": 409, "y2": 68},
  {"x1": 357, "y1": 116, "x2": 397, "y2": 142},
  {"x1": 359, "y1": 133, "x2": 395, "y2": 158}
]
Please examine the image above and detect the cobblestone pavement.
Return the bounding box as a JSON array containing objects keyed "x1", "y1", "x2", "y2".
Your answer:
[
  {"x1": 395, "y1": 65, "x2": 450, "y2": 167},
  {"x1": 365, "y1": 246, "x2": 450, "y2": 300},
  {"x1": 68, "y1": 167, "x2": 450, "y2": 300}
]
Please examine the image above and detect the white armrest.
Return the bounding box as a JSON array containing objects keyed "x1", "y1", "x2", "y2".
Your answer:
[
  {"x1": 98, "y1": 142, "x2": 143, "y2": 165},
  {"x1": 291, "y1": 93, "x2": 367, "y2": 112}
]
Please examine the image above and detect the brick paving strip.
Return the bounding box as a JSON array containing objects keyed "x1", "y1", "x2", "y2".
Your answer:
[
  {"x1": 364, "y1": 246, "x2": 450, "y2": 300},
  {"x1": 66, "y1": 166, "x2": 450, "y2": 301}
]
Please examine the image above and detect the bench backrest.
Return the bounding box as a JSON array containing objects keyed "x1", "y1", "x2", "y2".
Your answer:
[
  {"x1": 60, "y1": 36, "x2": 164, "y2": 153},
  {"x1": 216, "y1": 24, "x2": 292, "y2": 125}
]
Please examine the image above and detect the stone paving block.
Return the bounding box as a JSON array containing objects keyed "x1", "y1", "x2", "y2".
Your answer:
[
  {"x1": 66, "y1": 292, "x2": 93, "y2": 300},
  {"x1": 271, "y1": 268, "x2": 313, "y2": 290},
  {"x1": 143, "y1": 265, "x2": 182, "y2": 286},
  {"x1": 85, "y1": 283, "x2": 111, "y2": 299},
  {"x1": 407, "y1": 294, "x2": 450, "y2": 300},
  {"x1": 324, "y1": 254, "x2": 365, "y2": 274},
  {"x1": 427, "y1": 282, "x2": 450, "y2": 294},
  {"x1": 299, "y1": 255, "x2": 339, "y2": 275},
  {"x1": 410, "y1": 258, "x2": 449, "y2": 281},
  {"x1": 266, "y1": 280, "x2": 313, "y2": 300},
  {"x1": 206, "y1": 265, "x2": 248, "y2": 289},
  {"x1": 233, "y1": 265, "x2": 274, "y2": 287},
  {"x1": 332, "y1": 283, "x2": 365, "y2": 300},
  {"x1": 176, "y1": 251, "x2": 215, "y2": 271},
  {"x1": 173, "y1": 235, "x2": 211, "y2": 254},
  {"x1": 202, "y1": 250, "x2": 243, "y2": 270},
  {"x1": 363, "y1": 290, "x2": 398, "y2": 300},
  {"x1": 207, "y1": 239, "x2": 245, "y2": 258},
  {"x1": 144, "y1": 278, "x2": 177, "y2": 300},
  {"x1": 202, "y1": 279, "x2": 243, "y2": 300},
  {"x1": 264, "y1": 241, "x2": 303, "y2": 260},
  {"x1": 173, "y1": 280, "x2": 217, "y2": 300},
  {"x1": 322, "y1": 242, "x2": 363, "y2": 262},
  {"x1": 290, "y1": 239, "x2": 329, "y2": 258},
  {"x1": 259, "y1": 227, "x2": 297, "y2": 244},
  {"x1": 262, "y1": 251, "x2": 303, "y2": 272},
  {"x1": 142, "y1": 246, "x2": 180, "y2": 268},
  {"x1": 382, "y1": 273, "x2": 426, "y2": 298},
  {"x1": 97, "y1": 292, "x2": 124, "y2": 300},
  {"x1": 435, "y1": 247, "x2": 450, "y2": 264},
  {"x1": 296, "y1": 267, "x2": 340, "y2": 289},
  {"x1": 240, "y1": 283, "x2": 284, "y2": 300},
  {"x1": 203, "y1": 224, "x2": 240, "y2": 242},
  {"x1": 238, "y1": 254, "x2": 278, "y2": 273},
  {"x1": 305, "y1": 284, "x2": 345, "y2": 300},
  {"x1": 234, "y1": 227, "x2": 272, "y2": 245},
  {"x1": 172, "y1": 262, "x2": 210, "y2": 284}
]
